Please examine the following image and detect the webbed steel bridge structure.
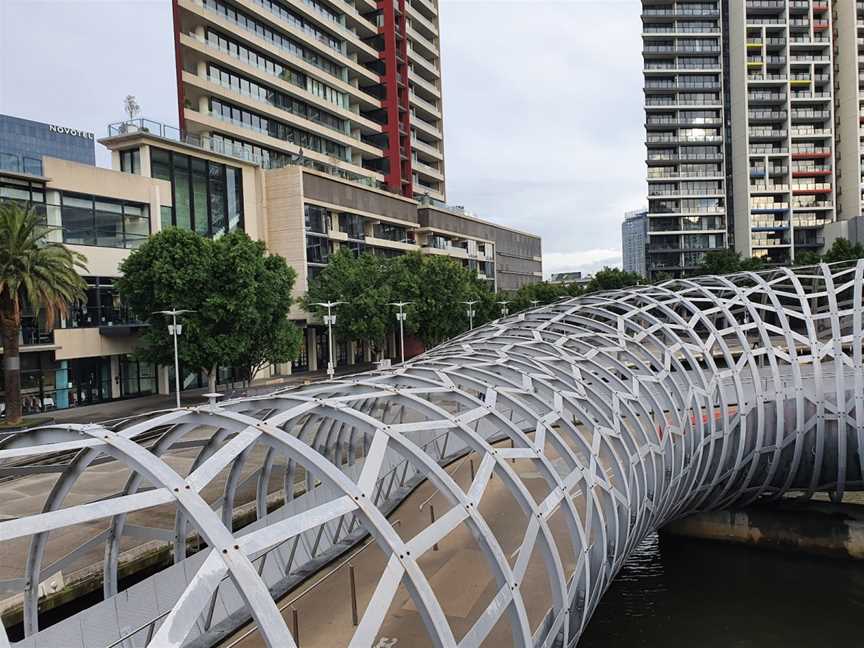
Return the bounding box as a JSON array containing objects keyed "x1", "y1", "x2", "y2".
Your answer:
[{"x1": 2, "y1": 262, "x2": 863, "y2": 648}]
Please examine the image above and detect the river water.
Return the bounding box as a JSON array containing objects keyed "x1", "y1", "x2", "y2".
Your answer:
[{"x1": 580, "y1": 534, "x2": 864, "y2": 647}]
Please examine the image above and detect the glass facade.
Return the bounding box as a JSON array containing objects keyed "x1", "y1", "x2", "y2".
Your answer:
[
  {"x1": 50, "y1": 192, "x2": 150, "y2": 249},
  {"x1": 1, "y1": 175, "x2": 150, "y2": 250},
  {"x1": 150, "y1": 147, "x2": 244, "y2": 236},
  {"x1": 0, "y1": 114, "x2": 96, "y2": 176},
  {"x1": 63, "y1": 277, "x2": 139, "y2": 329}
]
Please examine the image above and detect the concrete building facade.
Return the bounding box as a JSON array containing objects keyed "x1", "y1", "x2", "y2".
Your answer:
[
  {"x1": 0, "y1": 117, "x2": 541, "y2": 414},
  {"x1": 0, "y1": 159, "x2": 169, "y2": 414},
  {"x1": 642, "y1": 0, "x2": 856, "y2": 278},
  {"x1": 100, "y1": 125, "x2": 540, "y2": 369},
  {"x1": 170, "y1": 0, "x2": 446, "y2": 202}
]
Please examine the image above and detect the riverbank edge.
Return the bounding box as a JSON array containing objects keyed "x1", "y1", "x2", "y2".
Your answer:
[{"x1": 661, "y1": 500, "x2": 864, "y2": 560}]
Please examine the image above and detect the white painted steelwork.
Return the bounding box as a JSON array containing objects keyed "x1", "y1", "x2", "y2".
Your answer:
[{"x1": 2, "y1": 262, "x2": 864, "y2": 647}]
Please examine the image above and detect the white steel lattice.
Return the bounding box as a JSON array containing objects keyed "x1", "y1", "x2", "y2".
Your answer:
[{"x1": 2, "y1": 262, "x2": 863, "y2": 648}]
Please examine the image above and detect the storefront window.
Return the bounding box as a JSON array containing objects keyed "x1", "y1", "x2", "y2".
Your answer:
[{"x1": 120, "y1": 355, "x2": 156, "y2": 397}]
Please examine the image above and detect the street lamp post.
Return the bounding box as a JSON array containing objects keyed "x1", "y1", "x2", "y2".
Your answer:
[
  {"x1": 388, "y1": 302, "x2": 412, "y2": 365},
  {"x1": 460, "y1": 300, "x2": 478, "y2": 330},
  {"x1": 497, "y1": 300, "x2": 510, "y2": 318},
  {"x1": 155, "y1": 308, "x2": 195, "y2": 409},
  {"x1": 313, "y1": 301, "x2": 345, "y2": 380}
]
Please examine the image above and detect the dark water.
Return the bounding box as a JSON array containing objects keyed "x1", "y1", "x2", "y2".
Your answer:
[{"x1": 580, "y1": 534, "x2": 864, "y2": 647}]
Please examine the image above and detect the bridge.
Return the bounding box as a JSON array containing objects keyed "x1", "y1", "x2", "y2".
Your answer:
[{"x1": 1, "y1": 261, "x2": 862, "y2": 647}]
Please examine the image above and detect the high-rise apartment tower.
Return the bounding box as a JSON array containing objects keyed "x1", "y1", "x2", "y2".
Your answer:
[
  {"x1": 642, "y1": 0, "x2": 861, "y2": 278},
  {"x1": 170, "y1": 0, "x2": 446, "y2": 201}
]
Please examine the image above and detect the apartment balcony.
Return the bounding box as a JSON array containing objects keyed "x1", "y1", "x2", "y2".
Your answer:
[
  {"x1": 409, "y1": 89, "x2": 441, "y2": 120},
  {"x1": 408, "y1": 68, "x2": 441, "y2": 99},
  {"x1": 792, "y1": 183, "x2": 832, "y2": 195},
  {"x1": 750, "y1": 183, "x2": 790, "y2": 194},
  {"x1": 411, "y1": 112, "x2": 443, "y2": 139},
  {"x1": 411, "y1": 136, "x2": 442, "y2": 160},
  {"x1": 791, "y1": 148, "x2": 831, "y2": 159},
  {"x1": 407, "y1": 2, "x2": 438, "y2": 38},
  {"x1": 748, "y1": 128, "x2": 787, "y2": 140}
]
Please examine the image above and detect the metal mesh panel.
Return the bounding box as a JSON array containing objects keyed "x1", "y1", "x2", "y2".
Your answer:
[{"x1": 2, "y1": 262, "x2": 863, "y2": 648}]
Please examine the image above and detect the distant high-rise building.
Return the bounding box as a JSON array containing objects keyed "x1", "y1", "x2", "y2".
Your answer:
[
  {"x1": 622, "y1": 208, "x2": 648, "y2": 276},
  {"x1": 0, "y1": 114, "x2": 95, "y2": 175},
  {"x1": 641, "y1": 0, "x2": 856, "y2": 278},
  {"x1": 170, "y1": 0, "x2": 445, "y2": 202}
]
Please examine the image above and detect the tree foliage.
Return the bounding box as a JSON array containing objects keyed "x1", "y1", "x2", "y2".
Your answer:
[
  {"x1": 305, "y1": 251, "x2": 495, "y2": 351},
  {"x1": 117, "y1": 229, "x2": 301, "y2": 389},
  {"x1": 304, "y1": 250, "x2": 393, "y2": 356},
  {"x1": 822, "y1": 238, "x2": 864, "y2": 264},
  {"x1": 694, "y1": 249, "x2": 764, "y2": 276},
  {"x1": 0, "y1": 203, "x2": 88, "y2": 423},
  {"x1": 583, "y1": 267, "x2": 643, "y2": 293}
]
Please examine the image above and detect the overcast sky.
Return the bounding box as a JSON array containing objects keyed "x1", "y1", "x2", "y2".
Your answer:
[{"x1": 0, "y1": 0, "x2": 645, "y2": 276}]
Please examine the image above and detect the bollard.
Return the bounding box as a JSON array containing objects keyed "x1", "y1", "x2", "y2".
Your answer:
[
  {"x1": 292, "y1": 608, "x2": 300, "y2": 646},
  {"x1": 430, "y1": 505, "x2": 439, "y2": 551},
  {"x1": 349, "y1": 564, "x2": 359, "y2": 626}
]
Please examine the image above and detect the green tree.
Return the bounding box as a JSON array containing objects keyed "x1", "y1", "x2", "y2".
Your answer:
[
  {"x1": 584, "y1": 267, "x2": 642, "y2": 293},
  {"x1": 305, "y1": 250, "x2": 393, "y2": 359},
  {"x1": 213, "y1": 233, "x2": 302, "y2": 385},
  {"x1": 117, "y1": 229, "x2": 300, "y2": 392},
  {"x1": 822, "y1": 238, "x2": 864, "y2": 263},
  {"x1": 507, "y1": 281, "x2": 570, "y2": 312},
  {"x1": 0, "y1": 203, "x2": 87, "y2": 424},
  {"x1": 695, "y1": 249, "x2": 764, "y2": 276},
  {"x1": 696, "y1": 249, "x2": 744, "y2": 275},
  {"x1": 739, "y1": 256, "x2": 765, "y2": 272},
  {"x1": 794, "y1": 250, "x2": 822, "y2": 266},
  {"x1": 391, "y1": 253, "x2": 484, "y2": 346}
]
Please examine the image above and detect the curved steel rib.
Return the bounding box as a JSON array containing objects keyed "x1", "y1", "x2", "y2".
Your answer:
[{"x1": 2, "y1": 262, "x2": 862, "y2": 647}]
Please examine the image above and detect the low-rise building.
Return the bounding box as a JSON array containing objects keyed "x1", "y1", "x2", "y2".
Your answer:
[
  {"x1": 0, "y1": 157, "x2": 168, "y2": 413},
  {"x1": 0, "y1": 117, "x2": 543, "y2": 413},
  {"x1": 550, "y1": 271, "x2": 592, "y2": 288}
]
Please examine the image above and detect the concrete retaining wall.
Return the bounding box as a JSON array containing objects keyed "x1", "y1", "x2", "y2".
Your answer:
[{"x1": 662, "y1": 502, "x2": 864, "y2": 560}]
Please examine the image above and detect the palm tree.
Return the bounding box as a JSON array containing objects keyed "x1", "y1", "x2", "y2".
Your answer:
[{"x1": 0, "y1": 202, "x2": 87, "y2": 424}]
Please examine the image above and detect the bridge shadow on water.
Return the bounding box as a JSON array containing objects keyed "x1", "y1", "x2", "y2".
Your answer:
[{"x1": 581, "y1": 532, "x2": 864, "y2": 647}]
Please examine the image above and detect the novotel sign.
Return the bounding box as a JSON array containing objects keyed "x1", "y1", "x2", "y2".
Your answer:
[{"x1": 48, "y1": 124, "x2": 94, "y2": 140}]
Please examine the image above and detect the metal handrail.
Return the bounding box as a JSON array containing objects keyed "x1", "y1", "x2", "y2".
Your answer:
[
  {"x1": 104, "y1": 426, "x2": 458, "y2": 647},
  {"x1": 222, "y1": 519, "x2": 403, "y2": 648}
]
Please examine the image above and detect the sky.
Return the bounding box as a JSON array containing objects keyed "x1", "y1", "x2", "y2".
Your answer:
[{"x1": 0, "y1": 0, "x2": 645, "y2": 277}]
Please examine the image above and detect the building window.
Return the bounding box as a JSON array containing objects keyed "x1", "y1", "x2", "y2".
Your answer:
[
  {"x1": 306, "y1": 236, "x2": 331, "y2": 264},
  {"x1": 120, "y1": 148, "x2": 141, "y2": 175},
  {"x1": 51, "y1": 192, "x2": 150, "y2": 249},
  {"x1": 119, "y1": 355, "x2": 157, "y2": 397},
  {"x1": 63, "y1": 277, "x2": 138, "y2": 328},
  {"x1": 210, "y1": 99, "x2": 349, "y2": 161},
  {"x1": 338, "y1": 212, "x2": 365, "y2": 240},
  {"x1": 151, "y1": 147, "x2": 244, "y2": 236},
  {"x1": 304, "y1": 205, "x2": 329, "y2": 233},
  {"x1": 293, "y1": 333, "x2": 309, "y2": 372}
]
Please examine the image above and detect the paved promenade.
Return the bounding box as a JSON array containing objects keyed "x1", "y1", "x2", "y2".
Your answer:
[{"x1": 224, "y1": 448, "x2": 574, "y2": 648}]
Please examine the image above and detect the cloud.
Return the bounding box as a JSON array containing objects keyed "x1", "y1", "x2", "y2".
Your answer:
[
  {"x1": 440, "y1": 0, "x2": 645, "y2": 265},
  {"x1": 0, "y1": 0, "x2": 646, "y2": 275}
]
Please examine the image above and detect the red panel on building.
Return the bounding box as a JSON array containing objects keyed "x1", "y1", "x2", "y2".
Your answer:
[{"x1": 378, "y1": 0, "x2": 413, "y2": 198}]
